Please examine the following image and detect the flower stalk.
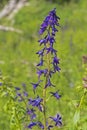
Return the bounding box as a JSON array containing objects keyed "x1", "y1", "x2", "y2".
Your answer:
[{"x1": 30, "y1": 8, "x2": 62, "y2": 129}]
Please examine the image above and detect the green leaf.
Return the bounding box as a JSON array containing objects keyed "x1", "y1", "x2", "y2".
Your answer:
[{"x1": 73, "y1": 109, "x2": 80, "y2": 125}]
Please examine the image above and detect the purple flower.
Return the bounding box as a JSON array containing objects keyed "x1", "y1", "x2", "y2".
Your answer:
[
  {"x1": 15, "y1": 87, "x2": 20, "y2": 90},
  {"x1": 28, "y1": 122, "x2": 37, "y2": 129},
  {"x1": 29, "y1": 96, "x2": 43, "y2": 111},
  {"x1": 27, "y1": 108, "x2": 36, "y2": 120},
  {"x1": 37, "y1": 69, "x2": 48, "y2": 78},
  {"x1": 37, "y1": 58, "x2": 44, "y2": 66},
  {"x1": 50, "y1": 91, "x2": 61, "y2": 100},
  {"x1": 36, "y1": 48, "x2": 45, "y2": 57},
  {"x1": 38, "y1": 38, "x2": 47, "y2": 45},
  {"x1": 53, "y1": 56, "x2": 59, "y2": 65},
  {"x1": 16, "y1": 93, "x2": 23, "y2": 102},
  {"x1": 48, "y1": 35, "x2": 55, "y2": 45},
  {"x1": 54, "y1": 65, "x2": 61, "y2": 72},
  {"x1": 31, "y1": 82, "x2": 39, "y2": 90},
  {"x1": 37, "y1": 121, "x2": 44, "y2": 129},
  {"x1": 46, "y1": 47, "x2": 57, "y2": 55},
  {"x1": 39, "y1": 8, "x2": 60, "y2": 35},
  {"x1": 50, "y1": 114, "x2": 62, "y2": 127},
  {"x1": 31, "y1": 80, "x2": 42, "y2": 93},
  {"x1": 45, "y1": 78, "x2": 55, "y2": 88},
  {"x1": 23, "y1": 91, "x2": 28, "y2": 97},
  {"x1": 39, "y1": 23, "x2": 48, "y2": 35},
  {"x1": 52, "y1": 25, "x2": 58, "y2": 33}
]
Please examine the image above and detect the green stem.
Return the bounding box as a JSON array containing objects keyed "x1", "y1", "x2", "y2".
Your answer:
[
  {"x1": 21, "y1": 96, "x2": 30, "y2": 129},
  {"x1": 43, "y1": 88, "x2": 47, "y2": 130},
  {"x1": 15, "y1": 107, "x2": 21, "y2": 130},
  {"x1": 43, "y1": 42, "x2": 51, "y2": 130},
  {"x1": 78, "y1": 89, "x2": 86, "y2": 109}
]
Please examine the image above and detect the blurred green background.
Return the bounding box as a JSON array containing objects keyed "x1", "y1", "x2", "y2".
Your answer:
[{"x1": 0, "y1": 0, "x2": 87, "y2": 129}]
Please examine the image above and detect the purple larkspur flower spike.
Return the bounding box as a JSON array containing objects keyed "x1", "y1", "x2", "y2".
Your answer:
[
  {"x1": 39, "y1": 8, "x2": 60, "y2": 35},
  {"x1": 29, "y1": 8, "x2": 62, "y2": 129},
  {"x1": 32, "y1": 8, "x2": 60, "y2": 91}
]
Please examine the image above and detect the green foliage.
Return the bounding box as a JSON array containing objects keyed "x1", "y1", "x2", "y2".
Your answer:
[
  {"x1": 0, "y1": 73, "x2": 29, "y2": 130},
  {"x1": 0, "y1": 0, "x2": 87, "y2": 129}
]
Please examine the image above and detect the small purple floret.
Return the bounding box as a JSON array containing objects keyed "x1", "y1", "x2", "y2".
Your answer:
[
  {"x1": 28, "y1": 122, "x2": 37, "y2": 129},
  {"x1": 50, "y1": 91, "x2": 61, "y2": 100},
  {"x1": 50, "y1": 114, "x2": 62, "y2": 127},
  {"x1": 29, "y1": 96, "x2": 43, "y2": 111}
]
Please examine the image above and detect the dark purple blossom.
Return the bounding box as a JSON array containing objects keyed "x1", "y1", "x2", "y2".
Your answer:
[
  {"x1": 27, "y1": 108, "x2": 36, "y2": 120},
  {"x1": 50, "y1": 91, "x2": 61, "y2": 100},
  {"x1": 37, "y1": 58, "x2": 44, "y2": 66},
  {"x1": 29, "y1": 96, "x2": 43, "y2": 111},
  {"x1": 52, "y1": 25, "x2": 58, "y2": 33},
  {"x1": 37, "y1": 69, "x2": 48, "y2": 78},
  {"x1": 31, "y1": 82, "x2": 40, "y2": 90},
  {"x1": 28, "y1": 122, "x2": 37, "y2": 129},
  {"x1": 46, "y1": 47, "x2": 57, "y2": 55},
  {"x1": 36, "y1": 48, "x2": 45, "y2": 57},
  {"x1": 39, "y1": 23, "x2": 48, "y2": 35},
  {"x1": 16, "y1": 92, "x2": 23, "y2": 102},
  {"x1": 53, "y1": 56, "x2": 59, "y2": 65},
  {"x1": 54, "y1": 65, "x2": 61, "y2": 72},
  {"x1": 37, "y1": 121, "x2": 44, "y2": 129},
  {"x1": 45, "y1": 78, "x2": 55, "y2": 88},
  {"x1": 38, "y1": 37, "x2": 47, "y2": 45},
  {"x1": 15, "y1": 87, "x2": 20, "y2": 90},
  {"x1": 48, "y1": 35, "x2": 55, "y2": 45},
  {"x1": 50, "y1": 114, "x2": 62, "y2": 126}
]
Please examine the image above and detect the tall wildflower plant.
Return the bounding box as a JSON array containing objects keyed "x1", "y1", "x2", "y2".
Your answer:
[{"x1": 29, "y1": 8, "x2": 62, "y2": 130}]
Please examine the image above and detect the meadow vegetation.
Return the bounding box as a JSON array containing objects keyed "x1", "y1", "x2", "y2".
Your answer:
[{"x1": 0, "y1": 0, "x2": 87, "y2": 129}]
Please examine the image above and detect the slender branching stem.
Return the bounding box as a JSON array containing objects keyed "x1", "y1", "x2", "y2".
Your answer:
[
  {"x1": 15, "y1": 107, "x2": 21, "y2": 130},
  {"x1": 43, "y1": 41, "x2": 51, "y2": 130},
  {"x1": 78, "y1": 89, "x2": 87, "y2": 109},
  {"x1": 43, "y1": 87, "x2": 47, "y2": 130}
]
